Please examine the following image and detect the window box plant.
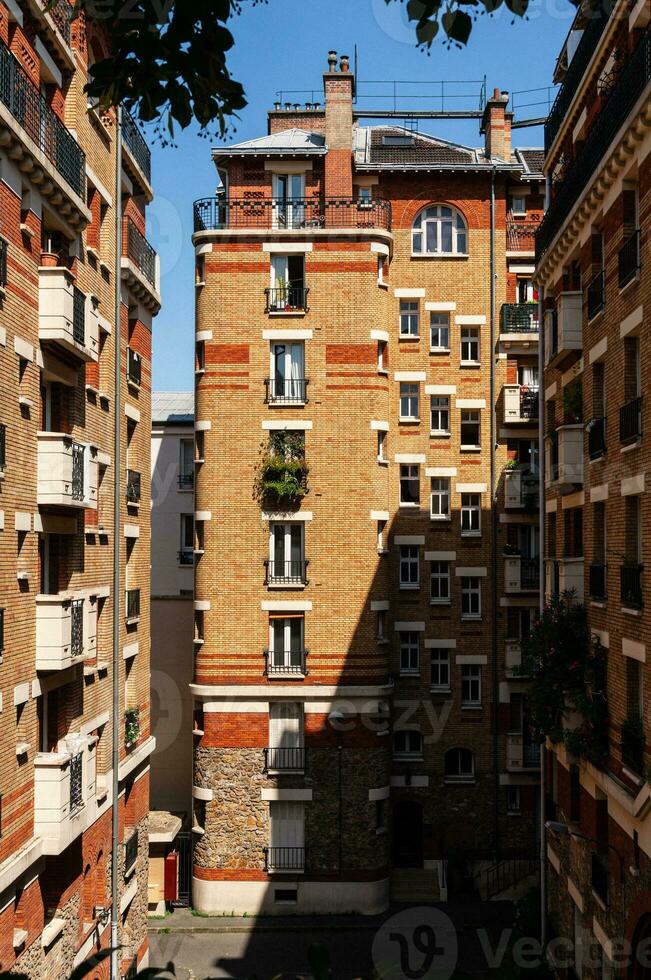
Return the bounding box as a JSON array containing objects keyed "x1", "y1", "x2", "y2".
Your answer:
[{"x1": 124, "y1": 707, "x2": 141, "y2": 748}]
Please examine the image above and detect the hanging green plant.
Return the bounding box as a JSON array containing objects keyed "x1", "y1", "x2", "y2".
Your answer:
[
  {"x1": 125, "y1": 707, "x2": 141, "y2": 747},
  {"x1": 253, "y1": 431, "x2": 309, "y2": 508}
]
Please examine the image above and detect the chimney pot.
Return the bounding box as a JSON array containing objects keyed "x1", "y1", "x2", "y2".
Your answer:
[
  {"x1": 493, "y1": 87, "x2": 500, "y2": 99},
  {"x1": 274, "y1": 102, "x2": 281, "y2": 111},
  {"x1": 314, "y1": 102, "x2": 321, "y2": 110},
  {"x1": 328, "y1": 50, "x2": 338, "y2": 70},
  {"x1": 294, "y1": 103, "x2": 300, "y2": 111},
  {"x1": 340, "y1": 54, "x2": 350, "y2": 72},
  {"x1": 284, "y1": 102, "x2": 291, "y2": 111},
  {"x1": 306, "y1": 102, "x2": 313, "y2": 110}
]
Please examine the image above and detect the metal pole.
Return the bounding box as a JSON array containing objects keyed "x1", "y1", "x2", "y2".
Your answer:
[
  {"x1": 490, "y1": 166, "x2": 499, "y2": 859},
  {"x1": 111, "y1": 104, "x2": 123, "y2": 980}
]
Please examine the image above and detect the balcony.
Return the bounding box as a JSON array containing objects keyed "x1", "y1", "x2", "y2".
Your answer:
[
  {"x1": 36, "y1": 593, "x2": 96, "y2": 671},
  {"x1": 506, "y1": 734, "x2": 541, "y2": 771},
  {"x1": 589, "y1": 563, "x2": 607, "y2": 601},
  {"x1": 126, "y1": 347, "x2": 142, "y2": 387},
  {"x1": 620, "y1": 396, "x2": 642, "y2": 444},
  {"x1": 264, "y1": 560, "x2": 309, "y2": 588},
  {"x1": 34, "y1": 734, "x2": 98, "y2": 855},
  {"x1": 547, "y1": 424, "x2": 583, "y2": 488},
  {"x1": 193, "y1": 196, "x2": 392, "y2": 233},
  {"x1": 505, "y1": 640, "x2": 523, "y2": 677},
  {"x1": 126, "y1": 470, "x2": 141, "y2": 505},
  {"x1": 506, "y1": 219, "x2": 540, "y2": 254},
  {"x1": 264, "y1": 648, "x2": 309, "y2": 678},
  {"x1": 503, "y1": 385, "x2": 539, "y2": 424},
  {"x1": 619, "y1": 230, "x2": 641, "y2": 289},
  {"x1": 621, "y1": 563, "x2": 643, "y2": 609},
  {"x1": 0, "y1": 237, "x2": 6, "y2": 289},
  {"x1": 38, "y1": 269, "x2": 99, "y2": 362},
  {"x1": 126, "y1": 589, "x2": 141, "y2": 624},
  {"x1": 265, "y1": 287, "x2": 310, "y2": 314},
  {"x1": 588, "y1": 417, "x2": 606, "y2": 460},
  {"x1": 37, "y1": 433, "x2": 98, "y2": 510},
  {"x1": 544, "y1": 292, "x2": 582, "y2": 368},
  {"x1": 0, "y1": 41, "x2": 86, "y2": 209},
  {"x1": 121, "y1": 219, "x2": 160, "y2": 312},
  {"x1": 499, "y1": 303, "x2": 539, "y2": 336},
  {"x1": 504, "y1": 556, "x2": 540, "y2": 594},
  {"x1": 587, "y1": 270, "x2": 605, "y2": 321},
  {"x1": 264, "y1": 747, "x2": 306, "y2": 772},
  {"x1": 264, "y1": 846, "x2": 305, "y2": 873},
  {"x1": 121, "y1": 109, "x2": 152, "y2": 194},
  {"x1": 264, "y1": 378, "x2": 309, "y2": 405},
  {"x1": 504, "y1": 468, "x2": 539, "y2": 510}
]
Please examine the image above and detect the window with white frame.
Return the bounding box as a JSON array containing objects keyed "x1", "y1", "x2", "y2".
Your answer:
[
  {"x1": 272, "y1": 173, "x2": 305, "y2": 228},
  {"x1": 430, "y1": 312, "x2": 450, "y2": 351},
  {"x1": 444, "y1": 747, "x2": 475, "y2": 780},
  {"x1": 377, "y1": 340, "x2": 388, "y2": 374},
  {"x1": 377, "y1": 255, "x2": 387, "y2": 286},
  {"x1": 430, "y1": 561, "x2": 451, "y2": 603},
  {"x1": 460, "y1": 410, "x2": 481, "y2": 449},
  {"x1": 377, "y1": 430, "x2": 387, "y2": 464},
  {"x1": 460, "y1": 493, "x2": 481, "y2": 536},
  {"x1": 430, "y1": 648, "x2": 450, "y2": 690},
  {"x1": 461, "y1": 664, "x2": 482, "y2": 704},
  {"x1": 399, "y1": 465, "x2": 419, "y2": 506},
  {"x1": 268, "y1": 702, "x2": 304, "y2": 769},
  {"x1": 511, "y1": 194, "x2": 527, "y2": 216},
  {"x1": 377, "y1": 609, "x2": 387, "y2": 643},
  {"x1": 393, "y1": 729, "x2": 422, "y2": 757},
  {"x1": 461, "y1": 577, "x2": 481, "y2": 619},
  {"x1": 430, "y1": 478, "x2": 450, "y2": 520},
  {"x1": 269, "y1": 801, "x2": 305, "y2": 866},
  {"x1": 460, "y1": 327, "x2": 480, "y2": 365},
  {"x1": 430, "y1": 396, "x2": 450, "y2": 436},
  {"x1": 269, "y1": 522, "x2": 305, "y2": 583},
  {"x1": 270, "y1": 342, "x2": 305, "y2": 402},
  {"x1": 399, "y1": 301, "x2": 419, "y2": 338},
  {"x1": 399, "y1": 383, "x2": 419, "y2": 421},
  {"x1": 399, "y1": 545, "x2": 419, "y2": 589},
  {"x1": 412, "y1": 205, "x2": 468, "y2": 255},
  {"x1": 399, "y1": 631, "x2": 420, "y2": 674},
  {"x1": 268, "y1": 615, "x2": 305, "y2": 673},
  {"x1": 180, "y1": 439, "x2": 195, "y2": 489}
]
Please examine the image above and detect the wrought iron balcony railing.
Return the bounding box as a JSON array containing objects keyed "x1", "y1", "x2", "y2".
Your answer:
[
  {"x1": 70, "y1": 598, "x2": 84, "y2": 659},
  {"x1": 124, "y1": 219, "x2": 156, "y2": 287},
  {"x1": 71, "y1": 442, "x2": 84, "y2": 501},
  {"x1": 264, "y1": 846, "x2": 305, "y2": 872},
  {"x1": 538, "y1": 24, "x2": 651, "y2": 261},
  {"x1": 178, "y1": 472, "x2": 194, "y2": 490},
  {"x1": 621, "y1": 563, "x2": 643, "y2": 609},
  {"x1": 125, "y1": 830, "x2": 139, "y2": 872},
  {"x1": 506, "y1": 219, "x2": 540, "y2": 253},
  {"x1": 264, "y1": 286, "x2": 309, "y2": 313},
  {"x1": 523, "y1": 742, "x2": 541, "y2": 768},
  {"x1": 588, "y1": 417, "x2": 606, "y2": 459},
  {"x1": 0, "y1": 422, "x2": 5, "y2": 472},
  {"x1": 619, "y1": 229, "x2": 641, "y2": 289},
  {"x1": 264, "y1": 378, "x2": 309, "y2": 404},
  {"x1": 126, "y1": 588, "x2": 140, "y2": 621},
  {"x1": 193, "y1": 196, "x2": 392, "y2": 233},
  {"x1": 0, "y1": 41, "x2": 85, "y2": 197},
  {"x1": 69, "y1": 751, "x2": 83, "y2": 812},
  {"x1": 264, "y1": 747, "x2": 306, "y2": 772},
  {"x1": 121, "y1": 109, "x2": 152, "y2": 184},
  {"x1": 126, "y1": 470, "x2": 141, "y2": 504},
  {"x1": 47, "y1": 0, "x2": 73, "y2": 44},
  {"x1": 264, "y1": 648, "x2": 309, "y2": 676},
  {"x1": 587, "y1": 270, "x2": 605, "y2": 321},
  {"x1": 500, "y1": 303, "x2": 539, "y2": 334},
  {"x1": 520, "y1": 389, "x2": 539, "y2": 421},
  {"x1": 72, "y1": 286, "x2": 85, "y2": 346},
  {"x1": 177, "y1": 550, "x2": 194, "y2": 566},
  {"x1": 619, "y1": 396, "x2": 642, "y2": 444},
  {"x1": 520, "y1": 558, "x2": 540, "y2": 591},
  {"x1": 589, "y1": 563, "x2": 607, "y2": 600},
  {"x1": 127, "y1": 347, "x2": 141, "y2": 387},
  {"x1": 0, "y1": 237, "x2": 7, "y2": 288},
  {"x1": 264, "y1": 560, "x2": 309, "y2": 586}
]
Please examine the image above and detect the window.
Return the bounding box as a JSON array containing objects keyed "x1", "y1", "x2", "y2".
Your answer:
[
  {"x1": 399, "y1": 301, "x2": 419, "y2": 338},
  {"x1": 269, "y1": 523, "x2": 305, "y2": 584},
  {"x1": 375, "y1": 798, "x2": 388, "y2": 832},
  {"x1": 272, "y1": 173, "x2": 305, "y2": 228},
  {"x1": 270, "y1": 342, "x2": 305, "y2": 402},
  {"x1": 377, "y1": 255, "x2": 387, "y2": 286},
  {"x1": 179, "y1": 439, "x2": 194, "y2": 490},
  {"x1": 511, "y1": 195, "x2": 526, "y2": 215},
  {"x1": 399, "y1": 383, "x2": 419, "y2": 421},
  {"x1": 460, "y1": 327, "x2": 480, "y2": 365},
  {"x1": 399, "y1": 546, "x2": 419, "y2": 589},
  {"x1": 412, "y1": 205, "x2": 468, "y2": 255},
  {"x1": 507, "y1": 786, "x2": 521, "y2": 813},
  {"x1": 430, "y1": 561, "x2": 451, "y2": 604},
  {"x1": 399, "y1": 632, "x2": 420, "y2": 675},
  {"x1": 179, "y1": 515, "x2": 193, "y2": 564},
  {"x1": 393, "y1": 729, "x2": 422, "y2": 757},
  {"x1": 269, "y1": 801, "x2": 305, "y2": 868},
  {"x1": 430, "y1": 648, "x2": 450, "y2": 690},
  {"x1": 399, "y1": 465, "x2": 419, "y2": 506},
  {"x1": 430, "y1": 478, "x2": 450, "y2": 520},
  {"x1": 357, "y1": 185, "x2": 373, "y2": 206},
  {"x1": 377, "y1": 430, "x2": 387, "y2": 464},
  {"x1": 460, "y1": 410, "x2": 481, "y2": 449},
  {"x1": 461, "y1": 493, "x2": 481, "y2": 536},
  {"x1": 430, "y1": 313, "x2": 450, "y2": 351},
  {"x1": 626, "y1": 658, "x2": 643, "y2": 719},
  {"x1": 377, "y1": 609, "x2": 387, "y2": 644},
  {"x1": 268, "y1": 702, "x2": 304, "y2": 767},
  {"x1": 461, "y1": 665, "x2": 482, "y2": 705},
  {"x1": 377, "y1": 340, "x2": 388, "y2": 374},
  {"x1": 269, "y1": 254, "x2": 305, "y2": 310},
  {"x1": 444, "y1": 747, "x2": 474, "y2": 780},
  {"x1": 268, "y1": 616, "x2": 304, "y2": 673},
  {"x1": 461, "y1": 578, "x2": 481, "y2": 619},
  {"x1": 430, "y1": 396, "x2": 450, "y2": 436}
]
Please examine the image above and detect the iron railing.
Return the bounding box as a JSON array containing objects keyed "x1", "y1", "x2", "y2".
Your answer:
[
  {"x1": 500, "y1": 303, "x2": 539, "y2": 334},
  {"x1": 126, "y1": 588, "x2": 140, "y2": 621},
  {"x1": 47, "y1": 0, "x2": 72, "y2": 44},
  {"x1": 73, "y1": 286, "x2": 85, "y2": 346},
  {"x1": 0, "y1": 41, "x2": 85, "y2": 197},
  {"x1": 126, "y1": 470, "x2": 141, "y2": 504},
  {"x1": 538, "y1": 24, "x2": 651, "y2": 260},
  {"x1": 121, "y1": 109, "x2": 151, "y2": 184},
  {"x1": 621, "y1": 563, "x2": 643, "y2": 609},
  {"x1": 126, "y1": 347, "x2": 141, "y2": 387},
  {"x1": 178, "y1": 472, "x2": 194, "y2": 490},
  {"x1": 523, "y1": 742, "x2": 541, "y2": 768},
  {"x1": 587, "y1": 270, "x2": 605, "y2": 320},
  {"x1": 544, "y1": 5, "x2": 610, "y2": 152},
  {"x1": 69, "y1": 752, "x2": 83, "y2": 812},
  {"x1": 589, "y1": 563, "x2": 607, "y2": 600},
  {"x1": 619, "y1": 229, "x2": 641, "y2": 289},
  {"x1": 177, "y1": 550, "x2": 194, "y2": 566},
  {"x1": 0, "y1": 237, "x2": 7, "y2": 288},
  {"x1": 619, "y1": 396, "x2": 642, "y2": 443},
  {"x1": 264, "y1": 747, "x2": 306, "y2": 772},
  {"x1": 622, "y1": 717, "x2": 645, "y2": 775},
  {"x1": 264, "y1": 846, "x2": 305, "y2": 872},
  {"x1": 520, "y1": 389, "x2": 539, "y2": 421},
  {"x1": 591, "y1": 852, "x2": 609, "y2": 906},
  {"x1": 0, "y1": 422, "x2": 5, "y2": 471},
  {"x1": 71, "y1": 442, "x2": 84, "y2": 501},
  {"x1": 264, "y1": 560, "x2": 309, "y2": 586},
  {"x1": 124, "y1": 219, "x2": 156, "y2": 287},
  {"x1": 70, "y1": 598, "x2": 83, "y2": 658},
  {"x1": 473, "y1": 856, "x2": 538, "y2": 901},
  {"x1": 193, "y1": 196, "x2": 392, "y2": 233},
  {"x1": 506, "y1": 219, "x2": 540, "y2": 252},
  {"x1": 124, "y1": 830, "x2": 139, "y2": 872},
  {"x1": 264, "y1": 378, "x2": 309, "y2": 403},
  {"x1": 264, "y1": 287, "x2": 309, "y2": 313},
  {"x1": 264, "y1": 648, "x2": 309, "y2": 676},
  {"x1": 588, "y1": 417, "x2": 606, "y2": 459},
  {"x1": 521, "y1": 558, "x2": 540, "y2": 590}
]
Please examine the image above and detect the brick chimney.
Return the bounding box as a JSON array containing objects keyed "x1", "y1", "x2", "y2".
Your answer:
[
  {"x1": 323, "y1": 50, "x2": 354, "y2": 198},
  {"x1": 481, "y1": 88, "x2": 513, "y2": 161}
]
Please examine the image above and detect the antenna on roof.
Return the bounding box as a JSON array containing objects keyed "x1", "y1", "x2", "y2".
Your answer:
[{"x1": 354, "y1": 45, "x2": 358, "y2": 103}]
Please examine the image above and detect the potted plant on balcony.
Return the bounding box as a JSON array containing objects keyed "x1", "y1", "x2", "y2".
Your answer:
[
  {"x1": 254, "y1": 431, "x2": 309, "y2": 508},
  {"x1": 124, "y1": 707, "x2": 141, "y2": 748}
]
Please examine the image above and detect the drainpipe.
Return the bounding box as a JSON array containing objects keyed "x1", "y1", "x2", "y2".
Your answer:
[
  {"x1": 490, "y1": 166, "x2": 499, "y2": 859},
  {"x1": 111, "y1": 104, "x2": 123, "y2": 980}
]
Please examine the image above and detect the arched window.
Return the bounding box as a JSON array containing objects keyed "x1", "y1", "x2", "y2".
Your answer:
[
  {"x1": 412, "y1": 205, "x2": 468, "y2": 255},
  {"x1": 444, "y1": 747, "x2": 474, "y2": 779}
]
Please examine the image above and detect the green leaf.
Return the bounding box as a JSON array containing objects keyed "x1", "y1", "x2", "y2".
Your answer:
[
  {"x1": 416, "y1": 18, "x2": 439, "y2": 44},
  {"x1": 479, "y1": 0, "x2": 503, "y2": 11},
  {"x1": 441, "y1": 7, "x2": 473, "y2": 43},
  {"x1": 505, "y1": 0, "x2": 529, "y2": 15}
]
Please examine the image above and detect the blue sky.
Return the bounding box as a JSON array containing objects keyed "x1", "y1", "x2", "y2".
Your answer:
[{"x1": 148, "y1": 0, "x2": 573, "y2": 393}]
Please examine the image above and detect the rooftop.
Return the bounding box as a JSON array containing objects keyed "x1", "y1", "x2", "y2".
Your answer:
[{"x1": 152, "y1": 391, "x2": 194, "y2": 426}]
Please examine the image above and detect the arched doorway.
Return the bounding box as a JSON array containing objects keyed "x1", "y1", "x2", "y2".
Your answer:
[
  {"x1": 392, "y1": 800, "x2": 423, "y2": 868},
  {"x1": 630, "y1": 915, "x2": 651, "y2": 979}
]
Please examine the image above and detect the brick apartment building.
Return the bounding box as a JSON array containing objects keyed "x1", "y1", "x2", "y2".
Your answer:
[
  {"x1": 537, "y1": 0, "x2": 651, "y2": 972},
  {"x1": 190, "y1": 50, "x2": 545, "y2": 915},
  {"x1": 0, "y1": 0, "x2": 159, "y2": 975}
]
